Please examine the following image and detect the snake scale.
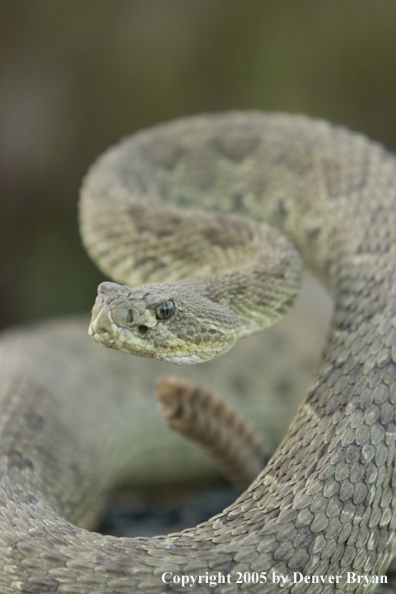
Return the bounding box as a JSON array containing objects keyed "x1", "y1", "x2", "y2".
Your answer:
[{"x1": 0, "y1": 111, "x2": 396, "y2": 593}]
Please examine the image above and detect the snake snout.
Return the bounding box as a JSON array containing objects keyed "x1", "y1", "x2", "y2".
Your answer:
[
  {"x1": 97, "y1": 281, "x2": 123, "y2": 295},
  {"x1": 88, "y1": 302, "x2": 116, "y2": 345}
]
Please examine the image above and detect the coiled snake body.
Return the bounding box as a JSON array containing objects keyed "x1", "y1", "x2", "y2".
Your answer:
[{"x1": 1, "y1": 112, "x2": 396, "y2": 592}]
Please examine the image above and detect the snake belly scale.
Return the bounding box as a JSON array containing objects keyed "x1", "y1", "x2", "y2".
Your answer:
[{"x1": 1, "y1": 112, "x2": 396, "y2": 593}]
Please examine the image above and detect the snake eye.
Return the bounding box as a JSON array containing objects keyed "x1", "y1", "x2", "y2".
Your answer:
[{"x1": 156, "y1": 300, "x2": 175, "y2": 320}]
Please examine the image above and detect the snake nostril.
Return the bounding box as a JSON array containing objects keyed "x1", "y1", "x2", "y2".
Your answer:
[{"x1": 138, "y1": 325, "x2": 148, "y2": 335}]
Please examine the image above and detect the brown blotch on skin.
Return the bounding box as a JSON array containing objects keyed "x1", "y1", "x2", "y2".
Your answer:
[
  {"x1": 128, "y1": 203, "x2": 183, "y2": 236},
  {"x1": 232, "y1": 283, "x2": 248, "y2": 297},
  {"x1": 275, "y1": 199, "x2": 287, "y2": 219},
  {"x1": 322, "y1": 154, "x2": 369, "y2": 199},
  {"x1": 150, "y1": 143, "x2": 186, "y2": 171},
  {"x1": 308, "y1": 227, "x2": 321, "y2": 241},
  {"x1": 7, "y1": 449, "x2": 34, "y2": 472},
  {"x1": 233, "y1": 192, "x2": 245, "y2": 211},
  {"x1": 156, "y1": 217, "x2": 183, "y2": 238},
  {"x1": 69, "y1": 462, "x2": 80, "y2": 475},
  {"x1": 133, "y1": 256, "x2": 166, "y2": 274},
  {"x1": 201, "y1": 214, "x2": 255, "y2": 249},
  {"x1": 273, "y1": 139, "x2": 313, "y2": 176},
  {"x1": 211, "y1": 132, "x2": 260, "y2": 163},
  {"x1": 24, "y1": 412, "x2": 44, "y2": 432},
  {"x1": 276, "y1": 296, "x2": 296, "y2": 316},
  {"x1": 201, "y1": 225, "x2": 239, "y2": 250},
  {"x1": 271, "y1": 267, "x2": 287, "y2": 280}
]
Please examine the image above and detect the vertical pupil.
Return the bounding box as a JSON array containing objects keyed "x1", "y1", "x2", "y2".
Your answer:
[{"x1": 157, "y1": 301, "x2": 174, "y2": 319}]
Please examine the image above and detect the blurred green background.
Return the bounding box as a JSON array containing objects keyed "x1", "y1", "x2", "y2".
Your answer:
[{"x1": 1, "y1": 0, "x2": 396, "y2": 330}]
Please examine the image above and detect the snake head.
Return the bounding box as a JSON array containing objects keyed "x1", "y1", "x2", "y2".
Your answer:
[{"x1": 88, "y1": 281, "x2": 240, "y2": 364}]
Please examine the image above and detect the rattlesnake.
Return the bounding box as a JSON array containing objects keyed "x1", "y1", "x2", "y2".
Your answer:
[{"x1": 0, "y1": 112, "x2": 395, "y2": 592}]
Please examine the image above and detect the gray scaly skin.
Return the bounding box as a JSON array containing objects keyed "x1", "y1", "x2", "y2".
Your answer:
[{"x1": 0, "y1": 112, "x2": 395, "y2": 593}]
